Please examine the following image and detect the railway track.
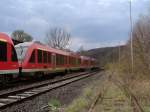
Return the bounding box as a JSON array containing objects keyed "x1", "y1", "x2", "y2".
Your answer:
[
  {"x1": 0, "y1": 72, "x2": 97, "y2": 90},
  {"x1": 0, "y1": 71, "x2": 98, "y2": 110},
  {"x1": 0, "y1": 71, "x2": 90, "y2": 96},
  {"x1": 87, "y1": 77, "x2": 144, "y2": 112},
  {"x1": 112, "y1": 79, "x2": 144, "y2": 112}
]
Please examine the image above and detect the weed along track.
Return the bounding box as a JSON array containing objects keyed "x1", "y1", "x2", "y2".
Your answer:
[
  {"x1": 88, "y1": 86, "x2": 107, "y2": 112},
  {"x1": 111, "y1": 78, "x2": 144, "y2": 112},
  {"x1": 0, "y1": 71, "x2": 98, "y2": 111},
  {"x1": 87, "y1": 77, "x2": 144, "y2": 112}
]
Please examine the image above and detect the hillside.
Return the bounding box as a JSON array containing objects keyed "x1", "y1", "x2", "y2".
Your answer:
[{"x1": 81, "y1": 46, "x2": 125, "y2": 67}]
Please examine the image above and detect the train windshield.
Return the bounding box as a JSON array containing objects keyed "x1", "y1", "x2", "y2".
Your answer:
[{"x1": 15, "y1": 46, "x2": 28, "y2": 63}]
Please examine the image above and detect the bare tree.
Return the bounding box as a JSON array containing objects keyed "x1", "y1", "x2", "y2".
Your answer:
[
  {"x1": 120, "y1": 15, "x2": 150, "y2": 78},
  {"x1": 46, "y1": 27, "x2": 71, "y2": 50},
  {"x1": 131, "y1": 16, "x2": 150, "y2": 76},
  {"x1": 11, "y1": 30, "x2": 33, "y2": 42}
]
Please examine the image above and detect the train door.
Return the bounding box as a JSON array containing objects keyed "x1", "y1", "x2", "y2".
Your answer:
[{"x1": 51, "y1": 53, "x2": 56, "y2": 69}]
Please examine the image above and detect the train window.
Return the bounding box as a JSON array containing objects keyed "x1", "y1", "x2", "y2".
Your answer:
[
  {"x1": 0, "y1": 41, "x2": 7, "y2": 61},
  {"x1": 78, "y1": 59, "x2": 81, "y2": 65},
  {"x1": 69, "y1": 57, "x2": 76, "y2": 65},
  {"x1": 29, "y1": 50, "x2": 35, "y2": 63},
  {"x1": 60, "y1": 55, "x2": 63, "y2": 65},
  {"x1": 71, "y1": 57, "x2": 74, "y2": 65},
  {"x1": 62, "y1": 55, "x2": 64, "y2": 65},
  {"x1": 73, "y1": 58, "x2": 75, "y2": 65},
  {"x1": 73, "y1": 58, "x2": 74, "y2": 65},
  {"x1": 64, "y1": 56, "x2": 67, "y2": 64},
  {"x1": 74, "y1": 58, "x2": 77, "y2": 65},
  {"x1": 48, "y1": 52, "x2": 51, "y2": 63},
  {"x1": 43, "y1": 51, "x2": 47, "y2": 63},
  {"x1": 11, "y1": 45, "x2": 18, "y2": 62},
  {"x1": 56, "y1": 54, "x2": 64, "y2": 65},
  {"x1": 66, "y1": 56, "x2": 68, "y2": 64},
  {"x1": 56, "y1": 54, "x2": 60, "y2": 65},
  {"x1": 38, "y1": 50, "x2": 42, "y2": 63},
  {"x1": 69, "y1": 57, "x2": 72, "y2": 64}
]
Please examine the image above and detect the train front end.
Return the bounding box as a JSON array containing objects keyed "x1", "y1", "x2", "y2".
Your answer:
[{"x1": 0, "y1": 33, "x2": 19, "y2": 83}]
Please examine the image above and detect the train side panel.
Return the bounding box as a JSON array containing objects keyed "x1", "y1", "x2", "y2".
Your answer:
[{"x1": 0, "y1": 33, "x2": 19, "y2": 82}]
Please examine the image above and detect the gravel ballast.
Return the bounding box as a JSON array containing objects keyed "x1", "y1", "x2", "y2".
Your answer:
[{"x1": 1, "y1": 72, "x2": 104, "y2": 112}]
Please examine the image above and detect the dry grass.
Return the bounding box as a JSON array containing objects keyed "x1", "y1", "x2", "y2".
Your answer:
[
  {"x1": 64, "y1": 73, "x2": 133, "y2": 112},
  {"x1": 106, "y1": 63, "x2": 150, "y2": 112},
  {"x1": 64, "y1": 75, "x2": 107, "y2": 112},
  {"x1": 64, "y1": 67, "x2": 150, "y2": 112},
  {"x1": 92, "y1": 82, "x2": 132, "y2": 112},
  {"x1": 130, "y1": 79, "x2": 150, "y2": 111}
]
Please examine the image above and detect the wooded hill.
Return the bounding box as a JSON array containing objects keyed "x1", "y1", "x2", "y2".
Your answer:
[{"x1": 81, "y1": 46, "x2": 125, "y2": 67}]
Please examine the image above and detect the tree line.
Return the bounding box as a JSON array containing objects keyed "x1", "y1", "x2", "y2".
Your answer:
[
  {"x1": 117, "y1": 15, "x2": 150, "y2": 80},
  {"x1": 104, "y1": 14, "x2": 150, "y2": 80}
]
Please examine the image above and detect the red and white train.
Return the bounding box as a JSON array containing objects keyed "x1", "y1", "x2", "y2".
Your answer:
[
  {"x1": 0, "y1": 33, "x2": 98, "y2": 82},
  {"x1": 0, "y1": 33, "x2": 19, "y2": 81}
]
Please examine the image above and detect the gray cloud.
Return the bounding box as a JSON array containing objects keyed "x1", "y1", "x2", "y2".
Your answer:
[{"x1": 0, "y1": 0, "x2": 149, "y2": 50}]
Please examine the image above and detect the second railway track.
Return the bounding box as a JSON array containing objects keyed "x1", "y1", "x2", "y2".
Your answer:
[
  {"x1": 0, "y1": 71, "x2": 90, "y2": 95},
  {"x1": 0, "y1": 71, "x2": 98, "y2": 110}
]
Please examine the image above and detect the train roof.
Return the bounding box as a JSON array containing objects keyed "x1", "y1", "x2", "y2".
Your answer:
[
  {"x1": 15, "y1": 42, "x2": 96, "y2": 60},
  {"x1": 15, "y1": 42, "x2": 70, "y2": 56},
  {"x1": 80, "y1": 56, "x2": 97, "y2": 61},
  {"x1": 80, "y1": 56, "x2": 91, "y2": 60},
  {"x1": 0, "y1": 33, "x2": 13, "y2": 45},
  {"x1": 69, "y1": 52, "x2": 80, "y2": 58}
]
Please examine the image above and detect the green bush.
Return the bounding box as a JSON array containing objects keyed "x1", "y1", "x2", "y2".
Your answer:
[{"x1": 48, "y1": 98, "x2": 61, "y2": 111}]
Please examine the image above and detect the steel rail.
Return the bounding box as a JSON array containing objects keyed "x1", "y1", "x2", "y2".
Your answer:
[
  {"x1": 111, "y1": 79, "x2": 144, "y2": 112},
  {"x1": 0, "y1": 71, "x2": 90, "y2": 97},
  {"x1": 0, "y1": 71, "x2": 98, "y2": 110}
]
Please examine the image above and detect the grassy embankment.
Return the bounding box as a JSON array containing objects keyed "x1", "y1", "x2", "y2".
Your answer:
[
  {"x1": 47, "y1": 70, "x2": 150, "y2": 112},
  {"x1": 106, "y1": 63, "x2": 150, "y2": 112},
  {"x1": 63, "y1": 73, "x2": 133, "y2": 112}
]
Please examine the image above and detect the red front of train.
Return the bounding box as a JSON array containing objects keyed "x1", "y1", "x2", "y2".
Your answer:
[{"x1": 0, "y1": 33, "x2": 19, "y2": 80}]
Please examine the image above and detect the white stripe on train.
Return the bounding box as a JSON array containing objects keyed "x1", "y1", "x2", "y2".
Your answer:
[{"x1": 0, "y1": 70, "x2": 19, "y2": 74}]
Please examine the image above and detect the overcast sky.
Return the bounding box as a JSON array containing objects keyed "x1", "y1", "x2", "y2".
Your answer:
[{"x1": 0, "y1": 0, "x2": 149, "y2": 50}]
